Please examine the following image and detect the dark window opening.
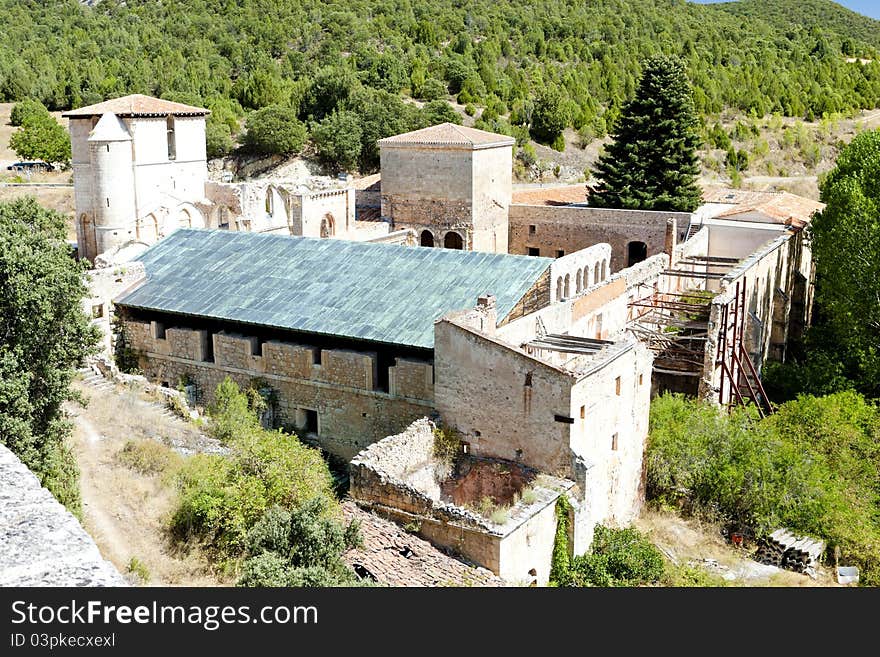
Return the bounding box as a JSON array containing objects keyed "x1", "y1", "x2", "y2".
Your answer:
[
  {"x1": 420, "y1": 230, "x2": 434, "y2": 247},
  {"x1": 305, "y1": 409, "x2": 318, "y2": 434},
  {"x1": 166, "y1": 115, "x2": 176, "y2": 160},
  {"x1": 203, "y1": 333, "x2": 214, "y2": 362},
  {"x1": 612, "y1": 433, "x2": 618, "y2": 451},
  {"x1": 555, "y1": 249, "x2": 565, "y2": 258},
  {"x1": 528, "y1": 247, "x2": 540, "y2": 257},
  {"x1": 554, "y1": 414, "x2": 575, "y2": 424},
  {"x1": 313, "y1": 348, "x2": 322, "y2": 365},
  {"x1": 580, "y1": 405, "x2": 585, "y2": 419},
  {"x1": 626, "y1": 241, "x2": 648, "y2": 267},
  {"x1": 252, "y1": 338, "x2": 264, "y2": 357},
  {"x1": 524, "y1": 372, "x2": 533, "y2": 387},
  {"x1": 444, "y1": 231, "x2": 463, "y2": 249},
  {"x1": 529, "y1": 225, "x2": 536, "y2": 235}
]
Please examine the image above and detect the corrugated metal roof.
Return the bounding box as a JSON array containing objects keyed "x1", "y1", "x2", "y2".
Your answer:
[{"x1": 115, "y1": 229, "x2": 551, "y2": 349}]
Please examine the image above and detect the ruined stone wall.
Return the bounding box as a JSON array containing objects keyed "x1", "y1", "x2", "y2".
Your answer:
[
  {"x1": 549, "y1": 243, "x2": 612, "y2": 303},
  {"x1": 434, "y1": 319, "x2": 574, "y2": 477},
  {"x1": 509, "y1": 204, "x2": 691, "y2": 271},
  {"x1": 699, "y1": 230, "x2": 811, "y2": 404},
  {"x1": 84, "y1": 261, "x2": 146, "y2": 357},
  {"x1": 123, "y1": 320, "x2": 434, "y2": 459},
  {"x1": 349, "y1": 418, "x2": 573, "y2": 584}
]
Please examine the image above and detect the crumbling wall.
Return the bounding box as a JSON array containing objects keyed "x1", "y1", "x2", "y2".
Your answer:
[
  {"x1": 349, "y1": 419, "x2": 573, "y2": 585},
  {"x1": 509, "y1": 204, "x2": 691, "y2": 271}
]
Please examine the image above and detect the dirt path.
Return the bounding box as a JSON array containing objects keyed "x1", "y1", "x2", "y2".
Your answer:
[{"x1": 68, "y1": 379, "x2": 223, "y2": 586}]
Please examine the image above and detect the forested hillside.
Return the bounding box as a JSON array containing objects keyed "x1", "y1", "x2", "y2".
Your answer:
[
  {"x1": 2, "y1": 0, "x2": 880, "y2": 172},
  {"x1": 717, "y1": 0, "x2": 880, "y2": 53}
]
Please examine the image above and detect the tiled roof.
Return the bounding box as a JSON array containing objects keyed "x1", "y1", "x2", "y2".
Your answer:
[
  {"x1": 62, "y1": 94, "x2": 210, "y2": 118},
  {"x1": 511, "y1": 185, "x2": 589, "y2": 206},
  {"x1": 379, "y1": 123, "x2": 515, "y2": 149},
  {"x1": 115, "y1": 229, "x2": 551, "y2": 350},
  {"x1": 702, "y1": 186, "x2": 824, "y2": 225},
  {"x1": 341, "y1": 502, "x2": 504, "y2": 587}
]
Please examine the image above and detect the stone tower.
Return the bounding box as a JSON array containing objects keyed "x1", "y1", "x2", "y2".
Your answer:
[
  {"x1": 63, "y1": 94, "x2": 210, "y2": 263},
  {"x1": 86, "y1": 112, "x2": 136, "y2": 259},
  {"x1": 378, "y1": 123, "x2": 514, "y2": 253}
]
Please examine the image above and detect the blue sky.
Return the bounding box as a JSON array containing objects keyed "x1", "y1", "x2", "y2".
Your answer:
[{"x1": 689, "y1": 1, "x2": 880, "y2": 20}]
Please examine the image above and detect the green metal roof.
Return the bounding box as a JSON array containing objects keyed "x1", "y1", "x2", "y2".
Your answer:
[{"x1": 115, "y1": 229, "x2": 552, "y2": 350}]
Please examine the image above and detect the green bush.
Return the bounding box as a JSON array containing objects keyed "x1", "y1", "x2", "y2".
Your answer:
[
  {"x1": 647, "y1": 392, "x2": 880, "y2": 585},
  {"x1": 566, "y1": 525, "x2": 664, "y2": 587},
  {"x1": 10, "y1": 98, "x2": 49, "y2": 127},
  {"x1": 243, "y1": 105, "x2": 307, "y2": 156},
  {"x1": 419, "y1": 78, "x2": 448, "y2": 101},
  {"x1": 169, "y1": 378, "x2": 336, "y2": 563},
  {"x1": 237, "y1": 500, "x2": 363, "y2": 587}
]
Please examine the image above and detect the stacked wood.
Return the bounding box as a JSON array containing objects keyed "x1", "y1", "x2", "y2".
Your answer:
[{"x1": 755, "y1": 529, "x2": 825, "y2": 577}]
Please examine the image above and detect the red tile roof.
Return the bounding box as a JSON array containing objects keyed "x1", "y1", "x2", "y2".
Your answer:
[
  {"x1": 702, "y1": 185, "x2": 824, "y2": 225},
  {"x1": 62, "y1": 94, "x2": 210, "y2": 118},
  {"x1": 341, "y1": 501, "x2": 504, "y2": 587},
  {"x1": 379, "y1": 123, "x2": 515, "y2": 149}
]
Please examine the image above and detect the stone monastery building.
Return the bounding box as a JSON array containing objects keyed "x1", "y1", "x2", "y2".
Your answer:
[{"x1": 71, "y1": 94, "x2": 819, "y2": 584}]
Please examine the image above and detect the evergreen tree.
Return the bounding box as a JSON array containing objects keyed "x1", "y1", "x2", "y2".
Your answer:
[{"x1": 589, "y1": 56, "x2": 703, "y2": 212}]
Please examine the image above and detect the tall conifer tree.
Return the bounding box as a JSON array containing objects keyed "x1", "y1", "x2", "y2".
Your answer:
[{"x1": 589, "y1": 56, "x2": 702, "y2": 212}]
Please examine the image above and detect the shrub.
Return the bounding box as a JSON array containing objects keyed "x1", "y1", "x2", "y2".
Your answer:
[
  {"x1": 647, "y1": 392, "x2": 880, "y2": 585},
  {"x1": 432, "y1": 426, "x2": 462, "y2": 469},
  {"x1": 243, "y1": 105, "x2": 307, "y2": 156},
  {"x1": 117, "y1": 439, "x2": 182, "y2": 475},
  {"x1": 419, "y1": 78, "x2": 448, "y2": 101},
  {"x1": 169, "y1": 380, "x2": 336, "y2": 562},
  {"x1": 127, "y1": 557, "x2": 151, "y2": 584},
  {"x1": 10, "y1": 98, "x2": 49, "y2": 127},
  {"x1": 311, "y1": 110, "x2": 363, "y2": 172},
  {"x1": 568, "y1": 525, "x2": 665, "y2": 587}
]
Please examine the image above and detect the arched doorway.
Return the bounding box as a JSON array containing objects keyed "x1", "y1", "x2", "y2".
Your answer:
[
  {"x1": 320, "y1": 213, "x2": 335, "y2": 238},
  {"x1": 420, "y1": 230, "x2": 435, "y2": 247},
  {"x1": 627, "y1": 241, "x2": 648, "y2": 267},
  {"x1": 444, "y1": 231, "x2": 463, "y2": 249},
  {"x1": 177, "y1": 208, "x2": 191, "y2": 229}
]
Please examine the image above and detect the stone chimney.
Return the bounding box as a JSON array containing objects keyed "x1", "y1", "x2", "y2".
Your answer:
[{"x1": 475, "y1": 294, "x2": 497, "y2": 334}]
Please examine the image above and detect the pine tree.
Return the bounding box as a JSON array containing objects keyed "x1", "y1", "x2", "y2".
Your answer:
[{"x1": 589, "y1": 56, "x2": 703, "y2": 212}]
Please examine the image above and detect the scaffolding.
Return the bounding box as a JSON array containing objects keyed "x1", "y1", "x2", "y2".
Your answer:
[{"x1": 627, "y1": 274, "x2": 773, "y2": 416}]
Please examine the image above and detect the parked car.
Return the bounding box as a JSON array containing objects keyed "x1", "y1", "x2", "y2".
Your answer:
[{"x1": 7, "y1": 160, "x2": 54, "y2": 172}]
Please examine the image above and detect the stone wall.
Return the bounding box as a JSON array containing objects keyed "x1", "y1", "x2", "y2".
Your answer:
[
  {"x1": 123, "y1": 320, "x2": 434, "y2": 459},
  {"x1": 434, "y1": 318, "x2": 576, "y2": 476},
  {"x1": 349, "y1": 419, "x2": 573, "y2": 584},
  {"x1": 0, "y1": 444, "x2": 125, "y2": 586},
  {"x1": 509, "y1": 204, "x2": 691, "y2": 271},
  {"x1": 699, "y1": 229, "x2": 812, "y2": 404}
]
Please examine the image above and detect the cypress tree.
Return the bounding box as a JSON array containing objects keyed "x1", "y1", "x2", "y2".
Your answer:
[{"x1": 589, "y1": 56, "x2": 703, "y2": 212}]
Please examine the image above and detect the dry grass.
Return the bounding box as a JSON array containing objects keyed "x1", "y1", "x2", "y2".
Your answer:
[
  {"x1": 0, "y1": 102, "x2": 76, "y2": 237},
  {"x1": 69, "y1": 378, "x2": 227, "y2": 586},
  {"x1": 635, "y1": 508, "x2": 839, "y2": 587}
]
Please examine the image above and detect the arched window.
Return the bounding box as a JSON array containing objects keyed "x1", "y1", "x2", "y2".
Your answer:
[
  {"x1": 444, "y1": 231, "x2": 463, "y2": 249},
  {"x1": 265, "y1": 189, "x2": 274, "y2": 216},
  {"x1": 627, "y1": 241, "x2": 648, "y2": 267},
  {"x1": 594, "y1": 262, "x2": 600, "y2": 283},
  {"x1": 575, "y1": 269, "x2": 582, "y2": 294},
  {"x1": 320, "y1": 213, "x2": 335, "y2": 238},
  {"x1": 420, "y1": 230, "x2": 435, "y2": 247},
  {"x1": 601, "y1": 260, "x2": 608, "y2": 281},
  {"x1": 563, "y1": 274, "x2": 571, "y2": 299},
  {"x1": 583, "y1": 266, "x2": 590, "y2": 289},
  {"x1": 556, "y1": 277, "x2": 563, "y2": 301},
  {"x1": 218, "y1": 206, "x2": 230, "y2": 229},
  {"x1": 166, "y1": 115, "x2": 176, "y2": 161}
]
